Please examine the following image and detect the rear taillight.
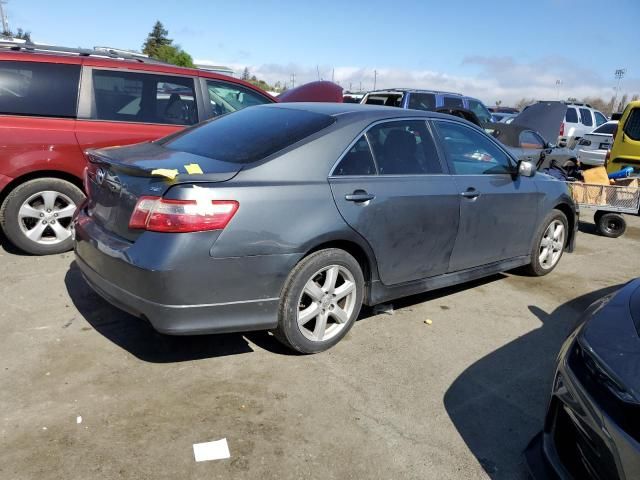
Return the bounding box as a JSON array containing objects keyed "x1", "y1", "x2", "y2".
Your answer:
[
  {"x1": 559, "y1": 122, "x2": 565, "y2": 137},
  {"x1": 128, "y1": 196, "x2": 239, "y2": 233}
]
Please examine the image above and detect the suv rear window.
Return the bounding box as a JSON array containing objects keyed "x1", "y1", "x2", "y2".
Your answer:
[
  {"x1": 364, "y1": 93, "x2": 402, "y2": 107},
  {"x1": 162, "y1": 106, "x2": 335, "y2": 163},
  {"x1": 579, "y1": 108, "x2": 593, "y2": 127},
  {"x1": 624, "y1": 108, "x2": 640, "y2": 141},
  {"x1": 443, "y1": 96, "x2": 464, "y2": 108},
  {"x1": 565, "y1": 108, "x2": 578, "y2": 123},
  {"x1": 0, "y1": 61, "x2": 80, "y2": 118}
]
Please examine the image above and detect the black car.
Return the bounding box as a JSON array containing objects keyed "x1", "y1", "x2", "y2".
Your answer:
[{"x1": 526, "y1": 278, "x2": 640, "y2": 479}]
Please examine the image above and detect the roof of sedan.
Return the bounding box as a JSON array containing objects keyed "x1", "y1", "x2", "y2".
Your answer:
[{"x1": 264, "y1": 102, "x2": 447, "y2": 120}]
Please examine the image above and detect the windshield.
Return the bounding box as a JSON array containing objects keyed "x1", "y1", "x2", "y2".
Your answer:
[{"x1": 161, "y1": 106, "x2": 335, "y2": 164}]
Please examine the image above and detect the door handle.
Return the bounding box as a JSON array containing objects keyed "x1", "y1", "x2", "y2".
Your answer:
[
  {"x1": 345, "y1": 191, "x2": 375, "y2": 202},
  {"x1": 460, "y1": 188, "x2": 480, "y2": 199}
]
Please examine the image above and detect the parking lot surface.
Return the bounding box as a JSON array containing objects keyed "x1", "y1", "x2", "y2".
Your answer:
[{"x1": 1, "y1": 211, "x2": 639, "y2": 480}]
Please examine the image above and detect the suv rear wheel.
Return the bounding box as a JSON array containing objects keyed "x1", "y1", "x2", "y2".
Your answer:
[{"x1": 0, "y1": 178, "x2": 85, "y2": 255}]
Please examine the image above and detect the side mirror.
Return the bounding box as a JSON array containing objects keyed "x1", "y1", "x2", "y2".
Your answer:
[{"x1": 518, "y1": 160, "x2": 536, "y2": 177}]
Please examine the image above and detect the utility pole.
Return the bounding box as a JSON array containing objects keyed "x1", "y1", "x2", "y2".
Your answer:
[
  {"x1": 290, "y1": 73, "x2": 296, "y2": 89},
  {"x1": 0, "y1": 0, "x2": 9, "y2": 35},
  {"x1": 373, "y1": 70, "x2": 377, "y2": 90},
  {"x1": 555, "y1": 79, "x2": 562, "y2": 100},
  {"x1": 331, "y1": 68, "x2": 334, "y2": 83},
  {"x1": 613, "y1": 68, "x2": 626, "y2": 113}
]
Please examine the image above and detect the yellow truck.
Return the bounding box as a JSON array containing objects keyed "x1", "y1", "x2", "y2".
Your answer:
[{"x1": 607, "y1": 100, "x2": 640, "y2": 175}]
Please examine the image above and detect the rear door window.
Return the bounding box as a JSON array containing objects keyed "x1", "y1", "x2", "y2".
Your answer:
[
  {"x1": 206, "y1": 80, "x2": 271, "y2": 117},
  {"x1": 333, "y1": 135, "x2": 377, "y2": 175},
  {"x1": 579, "y1": 108, "x2": 593, "y2": 127},
  {"x1": 407, "y1": 93, "x2": 436, "y2": 111},
  {"x1": 0, "y1": 61, "x2": 80, "y2": 118},
  {"x1": 162, "y1": 106, "x2": 335, "y2": 163},
  {"x1": 624, "y1": 108, "x2": 640, "y2": 141},
  {"x1": 91, "y1": 70, "x2": 198, "y2": 125},
  {"x1": 365, "y1": 120, "x2": 443, "y2": 175},
  {"x1": 443, "y1": 96, "x2": 464, "y2": 108},
  {"x1": 565, "y1": 107, "x2": 578, "y2": 123}
]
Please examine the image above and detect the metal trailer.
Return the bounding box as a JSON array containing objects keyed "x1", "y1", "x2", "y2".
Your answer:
[{"x1": 568, "y1": 180, "x2": 640, "y2": 238}]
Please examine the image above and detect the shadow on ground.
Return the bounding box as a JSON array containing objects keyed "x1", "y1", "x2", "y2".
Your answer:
[
  {"x1": 64, "y1": 262, "x2": 294, "y2": 362},
  {"x1": 443, "y1": 284, "x2": 623, "y2": 479},
  {"x1": 0, "y1": 230, "x2": 28, "y2": 256}
]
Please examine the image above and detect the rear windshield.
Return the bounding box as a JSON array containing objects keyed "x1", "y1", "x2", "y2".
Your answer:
[
  {"x1": 443, "y1": 96, "x2": 464, "y2": 108},
  {"x1": 592, "y1": 122, "x2": 616, "y2": 135},
  {"x1": 0, "y1": 61, "x2": 80, "y2": 118},
  {"x1": 161, "y1": 106, "x2": 335, "y2": 163}
]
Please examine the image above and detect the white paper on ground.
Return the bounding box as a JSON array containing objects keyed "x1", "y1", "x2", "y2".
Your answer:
[{"x1": 193, "y1": 438, "x2": 230, "y2": 462}]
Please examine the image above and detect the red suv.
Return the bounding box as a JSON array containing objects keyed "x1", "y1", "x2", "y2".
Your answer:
[{"x1": 0, "y1": 44, "x2": 310, "y2": 254}]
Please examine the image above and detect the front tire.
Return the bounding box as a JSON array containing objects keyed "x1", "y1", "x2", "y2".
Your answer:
[
  {"x1": 524, "y1": 210, "x2": 568, "y2": 276},
  {"x1": 0, "y1": 178, "x2": 85, "y2": 255},
  {"x1": 274, "y1": 248, "x2": 364, "y2": 354}
]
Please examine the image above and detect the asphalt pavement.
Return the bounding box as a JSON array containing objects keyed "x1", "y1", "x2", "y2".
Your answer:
[{"x1": 1, "y1": 210, "x2": 639, "y2": 479}]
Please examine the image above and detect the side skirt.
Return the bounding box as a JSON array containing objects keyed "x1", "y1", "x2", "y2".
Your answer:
[{"x1": 366, "y1": 256, "x2": 530, "y2": 306}]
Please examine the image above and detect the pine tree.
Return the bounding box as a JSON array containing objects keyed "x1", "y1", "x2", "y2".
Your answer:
[
  {"x1": 242, "y1": 67, "x2": 250, "y2": 81},
  {"x1": 142, "y1": 21, "x2": 172, "y2": 57}
]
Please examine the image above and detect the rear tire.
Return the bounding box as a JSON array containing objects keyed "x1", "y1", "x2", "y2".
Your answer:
[
  {"x1": 523, "y1": 210, "x2": 568, "y2": 276},
  {"x1": 0, "y1": 178, "x2": 85, "y2": 255},
  {"x1": 274, "y1": 248, "x2": 364, "y2": 354},
  {"x1": 595, "y1": 211, "x2": 626, "y2": 238}
]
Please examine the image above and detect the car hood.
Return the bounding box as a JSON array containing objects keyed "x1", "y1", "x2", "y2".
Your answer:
[
  {"x1": 512, "y1": 101, "x2": 567, "y2": 144},
  {"x1": 580, "y1": 279, "x2": 640, "y2": 401}
]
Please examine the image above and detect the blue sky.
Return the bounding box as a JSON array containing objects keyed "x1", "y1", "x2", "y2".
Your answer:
[{"x1": 6, "y1": 0, "x2": 640, "y2": 103}]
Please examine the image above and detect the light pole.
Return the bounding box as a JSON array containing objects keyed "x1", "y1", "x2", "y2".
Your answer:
[
  {"x1": 0, "y1": 0, "x2": 9, "y2": 35},
  {"x1": 373, "y1": 70, "x2": 377, "y2": 90},
  {"x1": 613, "y1": 68, "x2": 626, "y2": 113},
  {"x1": 555, "y1": 80, "x2": 562, "y2": 100}
]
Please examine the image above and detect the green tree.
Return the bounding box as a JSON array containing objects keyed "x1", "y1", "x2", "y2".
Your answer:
[
  {"x1": 242, "y1": 67, "x2": 250, "y2": 80},
  {"x1": 2, "y1": 27, "x2": 32, "y2": 41},
  {"x1": 142, "y1": 21, "x2": 172, "y2": 58},
  {"x1": 495, "y1": 100, "x2": 502, "y2": 107},
  {"x1": 155, "y1": 44, "x2": 194, "y2": 68}
]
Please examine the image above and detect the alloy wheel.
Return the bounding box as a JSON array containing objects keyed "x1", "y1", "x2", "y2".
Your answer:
[
  {"x1": 17, "y1": 190, "x2": 77, "y2": 245},
  {"x1": 539, "y1": 220, "x2": 565, "y2": 270},
  {"x1": 297, "y1": 265, "x2": 358, "y2": 342}
]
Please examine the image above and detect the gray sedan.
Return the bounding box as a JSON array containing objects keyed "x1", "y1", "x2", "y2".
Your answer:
[{"x1": 73, "y1": 103, "x2": 577, "y2": 353}]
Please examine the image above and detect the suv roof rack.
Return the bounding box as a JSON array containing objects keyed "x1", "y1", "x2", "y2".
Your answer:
[{"x1": 0, "y1": 40, "x2": 169, "y2": 65}]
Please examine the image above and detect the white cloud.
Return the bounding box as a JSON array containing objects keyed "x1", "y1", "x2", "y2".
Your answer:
[{"x1": 198, "y1": 56, "x2": 639, "y2": 106}]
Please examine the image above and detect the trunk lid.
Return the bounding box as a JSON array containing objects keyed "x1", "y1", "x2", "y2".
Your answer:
[{"x1": 85, "y1": 142, "x2": 242, "y2": 241}]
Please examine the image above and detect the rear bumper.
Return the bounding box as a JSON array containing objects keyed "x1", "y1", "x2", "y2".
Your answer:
[
  {"x1": 577, "y1": 148, "x2": 606, "y2": 166},
  {"x1": 73, "y1": 210, "x2": 301, "y2": 335},
  {"x1": 77, "y1": 255, "x2": 279, "y2": 334}
]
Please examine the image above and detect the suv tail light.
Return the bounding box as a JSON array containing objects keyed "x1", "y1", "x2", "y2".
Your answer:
[
  {"x1": 129, "y1": 196, "x2": 239, "y2": 233},
  {"x1": 559, "y1": 122, "x2": 565, "y2": 137}
]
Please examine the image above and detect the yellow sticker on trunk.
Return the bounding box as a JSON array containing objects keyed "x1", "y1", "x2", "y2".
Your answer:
[
  {"x1": 184, "y1": 163, "x2": 204, "y2": 175},
  {"x1": 151, "y1": 168, "x2": 179, "y2": 180}
]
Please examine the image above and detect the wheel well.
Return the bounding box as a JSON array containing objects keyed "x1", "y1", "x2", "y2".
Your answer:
[
  {"x1": 0, "y1": 170, "x2": 83, "y2": 208},
  {"x1": 306, "y1": 240, "x2": 374, "y2": 283},
  {"x1": 554, "y1": 203, "x2": 575, "y2": 246}
]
